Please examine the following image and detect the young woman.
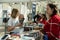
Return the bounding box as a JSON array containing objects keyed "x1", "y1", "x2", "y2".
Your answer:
[
  {"x1": 40, "y1": 14, "x2": 47, "y2": 24},
  {"x1": 44, "y1": 4, "x2": 60, "y2": 40},
  {"x1": 33, "y1": 13, "x2": 41, "y2": 23},
  {"x1": 7, "y1": 8, "x2": 21, "y2": 32}
]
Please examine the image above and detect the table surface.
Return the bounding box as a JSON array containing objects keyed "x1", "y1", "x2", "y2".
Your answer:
[{"x1": 0, "y1": 26, "x2": 43, "y2": 40}]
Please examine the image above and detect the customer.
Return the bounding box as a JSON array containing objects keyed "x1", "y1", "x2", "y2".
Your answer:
[
  {"x1": 19, "y1": 14, "x2": 24, "y2": 25},
  {"x1": 44, "y1": 3, "x2": 60, "y2": 40},
  {"x1": 33, "y1": 11, "x2": 41, "y2": 23},
  {"x1": 7, "y1": 8, "x2": 21, "y2": 32},
  {"x1": 40, "y1": 14, "x2": 47, "y2": 24}
]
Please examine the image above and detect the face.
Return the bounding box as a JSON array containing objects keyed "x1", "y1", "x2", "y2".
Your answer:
[
  {"x1": 19, "y1": 14, "x2": 24, "y2": 19},
  {"x1": 46, "y1": 5, "x2": 53, "y2": 16}
]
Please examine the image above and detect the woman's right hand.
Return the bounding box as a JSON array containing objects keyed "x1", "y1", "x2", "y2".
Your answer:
[{"x1": 7, "y1": 26, "x2": 15, "y2": 32}]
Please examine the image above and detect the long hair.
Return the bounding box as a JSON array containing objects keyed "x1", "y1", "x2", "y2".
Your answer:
[{"x1": 11, "y1": 8, "x2": 18, "y2": 18}]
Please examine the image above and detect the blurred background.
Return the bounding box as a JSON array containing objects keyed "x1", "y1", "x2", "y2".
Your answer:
[{"x1": 0, "y1": 0, "x2": 60, "y2": 35}]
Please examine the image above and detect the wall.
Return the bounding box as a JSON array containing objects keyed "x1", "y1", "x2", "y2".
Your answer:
[{"x1": 0, "y1": 0, "x2": 47, "y2": 2}]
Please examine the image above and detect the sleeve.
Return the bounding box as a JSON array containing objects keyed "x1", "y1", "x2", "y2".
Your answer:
[
  {"x1": 51, "y1": 17, "x2": 60, "y2": 39},
  {"x1": 58, "y1": 19, "x2": 60, "y2": 39},
  {"x1": 7, "y1": 19, "x2": 12, "y2": 26},
  {"x1": 44, "y1": 22, "x2": 50, "y2": 32}
]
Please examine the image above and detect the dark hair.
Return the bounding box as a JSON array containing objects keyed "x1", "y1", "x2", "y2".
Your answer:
[
  {"x1": 11, "y1": 8, "x2": 18, "y2": 18},
  {"x1": 47, "y1": 3, "x2": 57, "y2": 16},
  {"x1": 42, "y1": 14, "x2": 47, "y2": 20}
]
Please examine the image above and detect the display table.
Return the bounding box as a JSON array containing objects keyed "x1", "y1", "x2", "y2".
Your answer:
[
  {"x1": 0, "y1": 26, "x2": 44, "y2": 40},
  {"x1": 0, "y1": 31, "x2": 44, "y2": 40},
  {"x1": 20, "y1": 30, "x2": 40, "y2": 40},
  {"x1": 6, "y1": 30, "x2": 41, "y2": 40}
]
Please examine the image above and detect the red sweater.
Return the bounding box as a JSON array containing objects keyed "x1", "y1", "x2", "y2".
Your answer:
[{"x1": 44, "y1": 15, "x2": 60, "y2": 40}]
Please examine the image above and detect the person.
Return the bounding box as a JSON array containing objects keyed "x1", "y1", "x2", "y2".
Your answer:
[
  {"x1": 44, "y1": 3, "x2": 60, "y2": 40},
  {"x1": 39, "y1": 14, "x2": 47, "y2": 24},
  {"x1": 33, "y1": 12, "x2": 41, "y2": 23},
  {"x1": 19, "y1": 14, "x2": 24, "y2": 25},
  {"x1": 7, "y1": 8, "x2": 21, "y2": 32}
]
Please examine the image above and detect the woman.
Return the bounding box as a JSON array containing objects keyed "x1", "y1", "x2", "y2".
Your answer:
[
  {"x1": 33, "y1": 13, "x2": 41, "y2": 23},
  {"x1": 7, "y1": 8, "x2": 22, "y2": 32},
  {"x1": 40, "y1": 14, "x2": 47, "y2": 24},
  {"x1": 44, "y1": 4, "x2": 60, "y2": 40}
]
